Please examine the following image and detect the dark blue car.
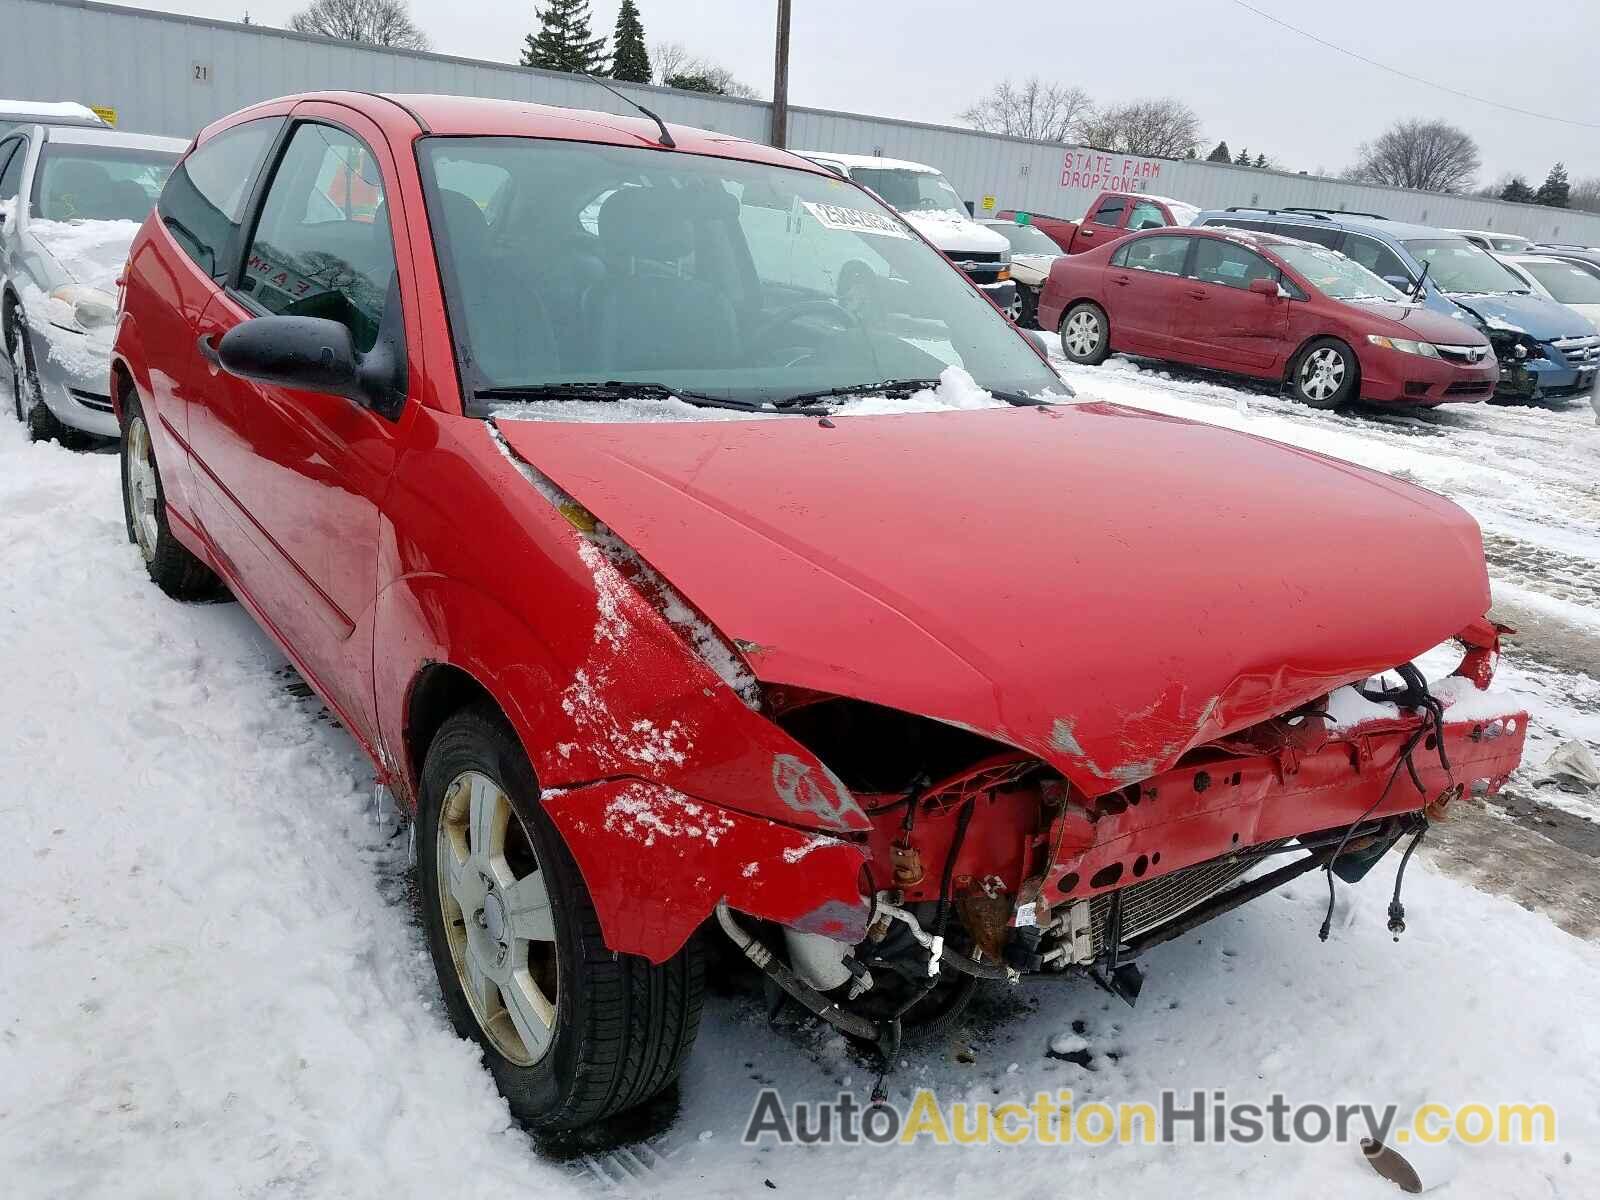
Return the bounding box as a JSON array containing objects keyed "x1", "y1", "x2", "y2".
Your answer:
[{"x1": 1196, "y1": 207, "x2": 1600, "y2": 400}]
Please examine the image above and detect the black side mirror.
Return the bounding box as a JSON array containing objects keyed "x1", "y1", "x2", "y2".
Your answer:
[{"x1": 215, "y1": 310, "x2": 406, "y2": 419}]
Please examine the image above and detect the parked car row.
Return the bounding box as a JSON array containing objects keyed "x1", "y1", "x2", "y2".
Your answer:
[
  {"x1": 72, "y1": 90, "x2": 1526, "y2": 1135},
  {"x1": 988, "y1": 188, "x2": 1599, "y2": 407}
]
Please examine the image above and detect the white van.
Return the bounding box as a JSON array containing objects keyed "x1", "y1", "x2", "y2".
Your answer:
[{"x1": 799, "y1": 151, "x2": 1018, "y2": 319}]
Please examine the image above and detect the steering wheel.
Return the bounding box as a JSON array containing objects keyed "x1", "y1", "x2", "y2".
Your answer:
[{"x1": 752, "y1": 299, "x2": 863, "y2": 349}]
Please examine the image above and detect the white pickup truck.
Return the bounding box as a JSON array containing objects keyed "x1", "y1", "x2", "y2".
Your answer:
[{"x1": 798, "y1": 151, "x2": 1019, "y2": 319}]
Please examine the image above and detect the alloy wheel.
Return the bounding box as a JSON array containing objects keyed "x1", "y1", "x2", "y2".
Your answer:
[
  {"x1": 436, "y1": 770, "x2": 559, "y2": 1067},
  {"x1": 1063, "y1": 309, "x2": 1101, "y2": 358},
  {"x1": 124, "y1": 415, "x2": 162, "y2": 562},
  {"x1": 1300, "y1": 347, "x2": 1347, "y2": 402}
]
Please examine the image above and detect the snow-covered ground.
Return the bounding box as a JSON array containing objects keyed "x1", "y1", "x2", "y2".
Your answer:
[{"x1": 3, "y1": 356, "x2": 1599, "y2": 1198}]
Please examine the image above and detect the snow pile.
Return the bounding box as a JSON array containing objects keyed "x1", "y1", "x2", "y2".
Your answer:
[
  {"x1": 1325, "y1": 676, "x2": 1523, "y2": 732},
  {"x1": 830, "y1": 365, "x2": 1007, "y2": 414}
]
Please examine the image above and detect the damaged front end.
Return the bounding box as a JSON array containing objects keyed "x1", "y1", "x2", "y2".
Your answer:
[{"x1": 722, "y1": 622, "x2": 1524, "y2": 1063}]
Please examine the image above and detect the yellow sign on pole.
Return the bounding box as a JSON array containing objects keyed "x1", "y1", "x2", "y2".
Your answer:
[
  {"x1": 981, "y1": 194, "x2": 997, "y2": 211},
  {"x1": 91, "y1": 106, "x2": 117, "y2": 127}
]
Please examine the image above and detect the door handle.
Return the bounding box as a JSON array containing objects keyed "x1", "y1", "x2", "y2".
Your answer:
[
  {"x1": 1188, "y1": 289, "x2": 1208, "y2": 300},
  {"x1": 197, "y1": 332, "x2": 222, "y2": 369},
  {"x1": 1111, "y1": 276, "x2": 1131, "y2": 287},
  {"x1": 1080, "y1": 228, "x2": 1096, "y2": 237}
]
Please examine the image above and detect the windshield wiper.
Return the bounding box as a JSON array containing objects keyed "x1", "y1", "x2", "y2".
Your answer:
[
  {"x1": 476, "y1": 381, "x2": 762, "y2": 413},
  {"x1": 1409, "y1": 260, "x2": 1432, "y2": 304},
  {"x1": 773, "y1": 377, "x2": 1047, "y2": 409}
]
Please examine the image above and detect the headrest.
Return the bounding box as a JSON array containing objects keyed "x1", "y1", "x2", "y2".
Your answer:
[
  {"x1": 597, "y1": 185, "x2": 692, "y2": 263},
  {"x1": 436, "y1": 189, "x2": 489, "y2": 261},
  {"x1": 48, "y1": 160, "x2": 114, "y2": 215}
]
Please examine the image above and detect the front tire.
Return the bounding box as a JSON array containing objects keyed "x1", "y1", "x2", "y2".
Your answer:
[
  {"x1": 418, "y1": 706, "x2": 704, "y2": 1133},
  {"x1": 6, "y1": 313, "x2": 70, "y2": 443},
  {"x1": 120, "y1": 392, "x2": 218, "y2": 599},
  {"x1": 1059, "y1": 302, "x2": 1110, "y2": 365},
  {"x1": 1291, "y1": 337, "x2": 1358, "y2": 409}
]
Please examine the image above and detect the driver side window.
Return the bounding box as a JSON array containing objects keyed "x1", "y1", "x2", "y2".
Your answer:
[
  {"x1": 1128, "y1": 201, "x2": 1167, "y2": 232},
  {"x1": 239, "y1": 122, "x2": 396, "y2": 353}
]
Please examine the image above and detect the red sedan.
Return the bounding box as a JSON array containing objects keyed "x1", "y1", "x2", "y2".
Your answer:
[
  {"x1": 112, "y1": 92, "x2": 1524, "y2": 1131},
  {"x1": 1039, "y1": 226, "x2": 1499, "y2": 407}
]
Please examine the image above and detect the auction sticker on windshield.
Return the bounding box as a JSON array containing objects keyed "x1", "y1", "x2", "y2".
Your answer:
[{"x1": 802, "y1": 201, "x2": 912, "y2": 239}]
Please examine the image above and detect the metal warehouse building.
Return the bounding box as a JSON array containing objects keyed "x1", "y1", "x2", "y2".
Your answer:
[{"x1": 6, "y1": 0, "x2": 1600, "y2": 244}]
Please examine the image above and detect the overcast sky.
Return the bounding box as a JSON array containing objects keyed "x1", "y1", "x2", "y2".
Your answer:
[{"x1": 107, "y1": 0, "x2": 1600, "y2": 184}]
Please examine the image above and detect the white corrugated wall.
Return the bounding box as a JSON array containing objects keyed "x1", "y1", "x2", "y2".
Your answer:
[{"x1": 5, "y1": 0, "x2": 1598, "y2": 243}]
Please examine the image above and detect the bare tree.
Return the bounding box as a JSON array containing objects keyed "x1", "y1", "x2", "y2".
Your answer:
[
  {"x1": 1569, "y1": 176, "x2": 1600, "y2": 214},
  {"x1": 959, "y1": 78, "x2": 1092, "y2": 143},
  {"x1": 1346, "y1": 119, "x2": 1480, "y2": 193},
  {"x1": 1071, "y1": 97, "x2": 1201, "y2": 158},
  {"x1": 289, "y1": 0, "x2": 428, "y2": 49},
  {"x1": 649, "y1": 41, "x2": 759, "y2": 97}
]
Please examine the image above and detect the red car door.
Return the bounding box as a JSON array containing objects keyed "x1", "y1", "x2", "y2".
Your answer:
[
  {"x1": 1072, "y1": 194, "x2": 1129, "y2": 253},
  {"x1": 187, "y1": 105, "x2": 418, "y2": 746},
  {"x1": 131, "y1": 116, "x2": 285, "y2": 523},
  {"x1": 1103, "y1": 233, "x2": 1193, "y2": 355},
  {"x1": 1171, "y1": 237, "x2": 1289, "y2": 373}
]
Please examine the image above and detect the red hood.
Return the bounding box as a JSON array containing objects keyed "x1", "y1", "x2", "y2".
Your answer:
[
  {"x1": 496, "y1": 404, "x2": 1490, "y2": 796},
  {"x1": 1357, "y1": 301, "x2": 1490, "y2": 346}
]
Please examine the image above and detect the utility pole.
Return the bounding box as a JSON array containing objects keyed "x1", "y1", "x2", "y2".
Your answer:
[{"x1": 770, "y1": 0, "x2": 791, "y2": 148}]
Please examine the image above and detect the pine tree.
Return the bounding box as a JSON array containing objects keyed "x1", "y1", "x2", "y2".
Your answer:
[
  {"x1": 1500, "y1": 176, "x2": 1535, "y2": 204},
  {"x1": 1206, "y1": 140, "x2": 1231, "y2": 162},
  {"x1": 1253, "y1": 153, "x2": 1267, "y2": 169},
  {"x1": 1183, "y1": 146, "x2": 1196, "y2": 159},
  {"x1": 1534, "y1": 162, "x2": 1570, "y2": 208},
  {"x1": 608, "y1": 0, "x2": 650, "y2": 82},
  {"x1": 1234, "y1": 146, "x2": 1251, "y2": 165},
  {"x1": 522, "y1": 0, "x2": 608, "y2": 75}
]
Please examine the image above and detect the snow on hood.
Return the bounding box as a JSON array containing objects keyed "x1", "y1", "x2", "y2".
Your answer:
[
  {"x1": 900, "y1": 209, "x2": 1012, "y2": 256},
  {"x1": 1449, "y1": 289, "x2": 1597, "y2": 341},
  {"x1": 489, "y1": 365, "x2": 1024, "y2": 424},
  {"x1": 27, "y1": 217, "x2": 142, "y2": 291}
]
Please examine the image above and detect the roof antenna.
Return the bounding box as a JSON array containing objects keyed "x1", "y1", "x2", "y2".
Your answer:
[{"x1": 581, "y1": 73, "x2": 675, "y2": 149}]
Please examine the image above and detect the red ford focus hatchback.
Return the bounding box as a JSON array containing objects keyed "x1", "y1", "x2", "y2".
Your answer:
[
  {"x1": 1039, "y1": 226, "x2": 1499, "y2": 407},
  {"x1": 112, "y1": 92, "x2": 1525, "y2": 1131}
]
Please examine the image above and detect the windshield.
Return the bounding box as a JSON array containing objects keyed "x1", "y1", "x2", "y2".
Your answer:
[
  {"x1": 1274, "y1": 243, "x2": 1405, "y2": 302},
  {"x1": 419, "y1": 139, "x2": 1059, "y2": 415},
  {"x1": 989, "y1": 222, "x2": 1060, "y2": 255},
  {"x1": 31, "y1": 144, "x2": 177, "y2": 222},
  {"x1": 849, "y1": 166, "x2": 965, "y2": 214},
  {"x1": 1521, "y1": 259, "x2": 1600, "y2": 304},
  {"x1": 1403, "y1": 238, "x2": 1527, "y2": 295}
]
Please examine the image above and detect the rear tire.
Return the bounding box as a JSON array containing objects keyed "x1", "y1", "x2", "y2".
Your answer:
[
  {"x1": 1290, "y1": 337, "x2": 1358, "y2": 409},
  {"x1": 1059, "y1": 302, "x2": 1110, "y2": 365},
  {"x1": 120, "y1": 391, "x2": 218, "y2": 599},
  {"x1": 418, "y1": 705, "x2": 704, "y2": 1133}
]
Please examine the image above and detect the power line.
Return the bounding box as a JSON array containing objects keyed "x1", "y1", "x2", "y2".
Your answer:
[{"x1": 1230, "y1": 0, "x2": 1600, "y2": 130}]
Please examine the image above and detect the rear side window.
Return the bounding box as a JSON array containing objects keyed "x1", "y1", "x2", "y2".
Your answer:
[
  {"x1": 1271, "y1": 222, "x2": 1343, "y2": 251},
  {"x1": 158, "y1": 118, "x2": 279, "y2": 277},
  {"x1": 1190, "y1": 238, "x2": 1279, "y2": 290},
  {"x1": 1090, "y1": 196, "x2": 1125, "y2": 227},
  {"x1": 1341, "y1": 234, "x2": 1411, "y2": 285},
  {"x1": 0, "y1": 137, "x2": 26, "y2": 204},
  {"x1": 239, "y1": 122, "x2": 396, "y2": 353},
  {"x1": 1116, "y1": 234, "x2": 1189, "y2": 275},
  {"x1": 1127, "y1": 200, "x2": 1167, "y2": 231}
]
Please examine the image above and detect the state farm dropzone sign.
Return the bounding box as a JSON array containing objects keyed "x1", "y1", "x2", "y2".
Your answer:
[{"x1": 1060, "y1": 151, "x2": 1164, "y2": 193}]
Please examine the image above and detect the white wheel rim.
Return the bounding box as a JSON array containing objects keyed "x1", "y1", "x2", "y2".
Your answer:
[
  {"x1": 125, "y1": 416, "x2": 161, "y2": 561},
  {"x1": 1007, "y1": 293, "x2": 1023, "y2": 320},
  {"x1": 1300, "y1": 347, "x2": 1346, "y2": 401},
  {"x1": 1064, "y1": 310, "x2": 1101, "y2": 357},
  {"x1": 437, "y1": 770, "x2": 558, "y2": 1067}
]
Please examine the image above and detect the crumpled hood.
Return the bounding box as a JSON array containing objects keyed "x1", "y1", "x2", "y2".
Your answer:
[
  {"x1": 900, "y1": 210, "x2": 1011, "y2": 256},
  {"x1": 497, "y1": 404, "x2": 1490, "y2": 796},
  {"x1": 1446, "y1": 290, "x2": 1598, "y2": 341}
]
